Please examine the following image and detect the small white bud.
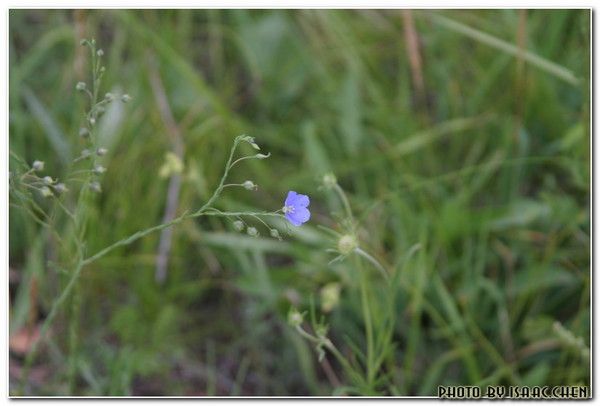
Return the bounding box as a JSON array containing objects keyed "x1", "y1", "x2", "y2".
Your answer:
[
  {"x1": 89, "y1": 117, "x2": 96, "y2": 126},
  {"x1": 32, "y1": 160, "x2": 44, "y2": 171},
  {"x1": 270, "y1": 229, "x2": 280, "y2": 239},
  {"x1": 96, "y1": 49, "x2": 104, "y2": 57},
  {"x1": 247, "y1": 227, "x2": 258, "y2": 237},
  {"x1": 76, "y1": 82, "x2": 86, "y2": 91},
  {"x1": 89, "y1": 181, "x2": 102, "y2": 193},
  {"x1": 255, "y1": 153, "x2": 270, "y2": 159},
  {"x1": 233, "y1": 220, "x2": 244, "y2": 232},
  {"x1": 242, "y1": 180, "x2": 256, "y2": 190},
  {"x1": 40, "y1": 186, "x2": 53, "y2": 198},
  {"x1": 93, "y1": 165, "x2": 106, "y2": 174},
  {"x1": 105, "y1": 93, "x2": 114, "y2": 101},
  {"x1": 79, "y1": 127, "x2": 89, "y2": 138},
  {"x1": 121, "y1": 94, "x2": 132, "y2": 103},
  {"x1": 97, "y1": 148, "x2": 108, "y2": 156},
  {"x1": 42, "y1": 176, "x2": 54, "y2": 185},
  {"x1": 99, "y1": 66, "x2": 106, "y2": 73},
  {"x1": 54, "y1": 183, "x2": 68, "y2": 194},
  {"x1": 323, "y1": 173, "x2": 337, "y2": 189},
  {"x1": 239, "y1": 135, "x2": 260, "y2": 150},
  {"x1": 81, "y1": 149, "x2": 92, "y2": 159}
]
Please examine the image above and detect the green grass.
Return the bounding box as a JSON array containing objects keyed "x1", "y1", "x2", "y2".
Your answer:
[{"x1": 9, "y1": 9, "x2": 590, "y2": 396}]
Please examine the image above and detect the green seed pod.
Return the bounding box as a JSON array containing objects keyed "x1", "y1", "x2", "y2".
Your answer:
[
  {"x1": 338, "y1": 234, "x2": 357, "y2": 255},
  {"x1": 323, "y1": 173, "x2": 337, "y2": 189},
  {"x1": 287, "y1": 308, "x2": 304, "y2": 327}
]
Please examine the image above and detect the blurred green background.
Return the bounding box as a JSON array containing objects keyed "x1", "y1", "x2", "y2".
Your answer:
[{"x1": 9, "y1": 9, "x2": 590, "y2": 396}]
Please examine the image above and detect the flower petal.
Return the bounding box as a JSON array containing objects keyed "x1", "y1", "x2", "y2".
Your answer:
[
  {"x1": 292, "y1": 193, "x2": 310, "y2": 208},
  {"x1": 286, "y1": 207, "x2": 310, "y2": 226},
  {"x1": 285, "y1": 212, "x2": 302, "y2": 226},
  {"x1": 285, "y1": 191, "x2": 298, "y2": 207}
]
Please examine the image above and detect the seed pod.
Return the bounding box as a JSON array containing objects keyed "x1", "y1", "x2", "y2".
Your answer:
[{"x1": 338, "y1": 235, "x2": 357, "y2": 255}]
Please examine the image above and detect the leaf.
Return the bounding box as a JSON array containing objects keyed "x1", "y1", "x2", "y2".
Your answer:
[
  {"x1": 489, "y1": 199, "x2": 551, "y2": 231},
  {"x1": 22, "y1": 86, "x2": 72, "y2": 163}
]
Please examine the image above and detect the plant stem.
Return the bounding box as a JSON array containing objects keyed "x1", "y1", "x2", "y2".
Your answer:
[
  {"x1": 354, "y1": 247, "x2": 389, "y2": 281},
  {"x1": 333, "y1": 183, "x2": 354, "y2": 227},
  {"x1": 18, "y1": 133, "x2": 276, "y2": 392},
  {"x1": 356, "y1": 255, "x2": 375, "y2": 388}
]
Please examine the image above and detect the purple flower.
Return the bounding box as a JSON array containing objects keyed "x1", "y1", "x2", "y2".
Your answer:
[{"x1": 283, "y1": 191, "x2": 310, "y2": 226}]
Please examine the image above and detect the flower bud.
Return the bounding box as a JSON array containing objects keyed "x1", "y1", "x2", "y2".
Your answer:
[
  {"x1": 89, "y1": 117, "x2": 96, "y2": 126},
  {"x1": 89, "y1": 181, "x2": 102, "y2": 193},
  {"x1": 338, "y1": 234, "x2": 357, "y2": 255},
  {"x1": 105, "y1": 93, "x2": 114, "y2": 101},
  {"x1": 54, "y1": 183, "x2": 68, "y2": 194},
  {"x1": 255, "y1": 153, "x2": 270, "y2": 159},
  {"x1": 247, "y1": 227, "x2": 258, "y2": 237},
  {"x1": 96, "y1": 49, "x2": 104, "y2": 57},
  {"x1": 320, "y1": 283, "x2": 341, "y2": 313},
  {"x1": 323, "y1": 173, "x2": 337, "y2": 189},
  {"x1": 315, "y1": 323, "x2": 329, "y2": 339},
  {"x1": 270, "y1": 229, "x2": 280, "y2": 239},
  {"x1": 287, "y1": 308, "x2": 304, "y2": 327},
  {"x1": 32, "y1": 160, "x2": 44, "y2": 171},
  {"x1": 121, "y1": 94, "x2": 132, "y2": 103},
  {"x1": 242, "y1": 180, "x2": 256, "y2": 190},
  {"x1": 76, "y1": 82, "x2": 86, "y2": 91},
  {"x1": 233, "y1": 220, "x2": 244, "y2": 232},
  {"x1": 239, "y1": 135, "x2": 261, "y2": 150},
  {"x1": 97, "y1": 147, "x2": 108, "y2": 156},
  {"x1": 42, "y1": 176, "x2": 54, "y2": 185},
  {"x1": 40, "y1": 186, "x2": 53, "y2": 198},
  {"x1": 81, "y1": 149, "x2": 92, "y2": 159},
  {"x1": 93, "y1": 165, "x2": 106, "y2": 174},
  {"x1": 79, "y1": 127, "x2": 89, "y2": 138}
]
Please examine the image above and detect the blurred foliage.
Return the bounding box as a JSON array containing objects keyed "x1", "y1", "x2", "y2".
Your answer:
[{"x1": 9, "y1": 9, "x2": 590, "y2": 396}]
